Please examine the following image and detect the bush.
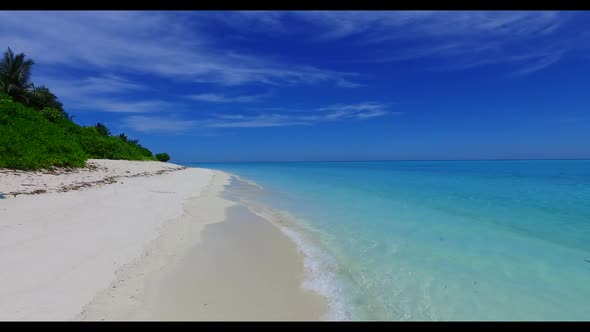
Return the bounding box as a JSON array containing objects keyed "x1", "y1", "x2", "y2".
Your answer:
[
  {"x1": 76, "y1": 127, "x2": 155, "y2": 161},
  {"x1": 40, "y1": 107, "x2": 63, "y2": 122},
  {"x1": 0, "y1": 99, "x2": 156, "y2": 170},
  {"x1": 0, "y1": 100, "x2": 87, "y2": 170},
  {"x1": 155, "y1": 153, "x2": 170, "y2": 162}
]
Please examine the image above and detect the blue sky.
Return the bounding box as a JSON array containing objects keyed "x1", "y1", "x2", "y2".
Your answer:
[{"x1": 1, "y1": 11, "x2": 590, "y2": 162}]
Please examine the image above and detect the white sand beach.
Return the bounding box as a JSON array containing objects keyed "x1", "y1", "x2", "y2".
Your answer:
[{"x1": 0, "y1": 160, "x2": 327, "y2": 321}]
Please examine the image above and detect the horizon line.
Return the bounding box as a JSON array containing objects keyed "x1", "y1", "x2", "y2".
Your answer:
[{"x1": 179, "y1": 158, "x2": 590, "y2": 164}]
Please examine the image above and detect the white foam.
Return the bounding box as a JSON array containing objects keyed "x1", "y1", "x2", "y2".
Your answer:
[
  {"x1": 279, "y1": 225, "x2": 353, "y2": 320},
  {"x1": 224, "y1": 175, "x2": 355, "y2": 320}
]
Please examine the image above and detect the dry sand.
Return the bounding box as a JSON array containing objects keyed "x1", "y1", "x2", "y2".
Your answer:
[
  {"x1": 0, "y1": 159, "x2": 327, "y2": 321},
  {"x1": 0, "y1": 159, "x2": 185, "y2": 197}
]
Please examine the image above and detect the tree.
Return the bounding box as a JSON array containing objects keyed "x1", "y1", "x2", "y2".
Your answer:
[
  {"x1": 94, "y1": 122, "x2": 111, "y2": 136},
  {"x1": 0, "y1": 47, "x2": 34, "y2": 103},
  {"x1": 29, "y1": 85, "x2": 64, "y2": 112},
  {"x1": 118, "y1": 133, "x2": 129, "y2": 142},
  {"x1": 155, "y1": 153, "x2": 170, "y2": 162}
]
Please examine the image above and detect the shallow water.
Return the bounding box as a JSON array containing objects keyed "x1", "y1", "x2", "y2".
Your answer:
[{"x1": 186, "y1": 160, "x2": 590, "y2": 321}]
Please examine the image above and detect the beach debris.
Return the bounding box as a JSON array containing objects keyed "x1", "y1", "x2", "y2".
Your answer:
[
  {"x1": 585, "y1": 259, "x2": 590, "y2": 263},
  {"x1": 1, "y1": 163, "x2": 185, "y2": 197}
]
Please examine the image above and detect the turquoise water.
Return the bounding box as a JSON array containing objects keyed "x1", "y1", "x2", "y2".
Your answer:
[{"x1": 186, "y1": 160, "x2": 590, "y2": 320}]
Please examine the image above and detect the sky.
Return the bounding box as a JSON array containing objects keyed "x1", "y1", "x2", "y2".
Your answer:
[{"x1": 1, "y1": 11, "x2": 590, "y2": 162}]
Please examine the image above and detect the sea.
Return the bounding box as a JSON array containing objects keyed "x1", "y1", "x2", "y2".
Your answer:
[{"x1": 184, "y1": 160, "x2": 590, "y2": 321}]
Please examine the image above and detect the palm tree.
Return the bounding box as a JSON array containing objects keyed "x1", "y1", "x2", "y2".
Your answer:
[
  {"x1": 94, "y1": 122, "x2": 111, "y2": 136},
  {"x1": 29, "y1": 84, "x2": 64, "y2": 112},
  {"x1": 118, "y1": 133, "x2": 129, "y2": 142},
  {"x1": 0, "y1": 47, "x2": 34, "y2": 103}
]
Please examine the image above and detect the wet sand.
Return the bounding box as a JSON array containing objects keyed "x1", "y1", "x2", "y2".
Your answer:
[
  {"x1": 77, "y1": 171, "x2": 327, "y2": 321},
  {"x1": 153, "y1": 205, "x2": 328, "y2": 320}
]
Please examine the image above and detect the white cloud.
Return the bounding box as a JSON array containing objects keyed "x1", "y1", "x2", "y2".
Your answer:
[
  {"x1": 210, "y1": 11, "x2": 574, "y2": 75},
  {"x1": 207, "y1": 102, "x2": 398, "y2": 128},
  {"x1": 317, "y1": 102, "x2": 394, "y2": 120},
  {"x1": 356, "y1": 110, "x2": 389, "y2": 119},
  {"x1": 188, "y1": 93, "x2": 266, "y2": 103},
  {"x1": 122, "y1": 115, "x2": 198, "y2": 133},
  {"x1": 34, "y1": 74, "x2": 170, "y2": 113},
  {"x1": 510, "y1": 51, "x2": 564, "y2": 76},
  {"x1": 0, "y1": 11, "x2": 359, "y2": 87},
  {"x1": 122, "y1": 101, "x2": 398, "y2": 132},
  {"x1": 36, "y1": 75, "x2": 146, "y2": 100},
  {"x1": 278, "y1": 11, "x2": 563, "y2": 41},
  {"x1": 86, "y1": 100, "x2": 175, "y2": 113},
  {"x1": 208, "y1": 114, "x2": 311, "y2": 128}
]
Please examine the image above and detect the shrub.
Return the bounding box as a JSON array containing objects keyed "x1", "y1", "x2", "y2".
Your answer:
[
  {"x1": 75, "y1": 126, "x2": 155, "y2": 161},
  {"x1": 0, "y1": 100, "x2": 87, "y2": 170},
  {"x1": 0, "y1": 100, "x2": 156, "y2": 170},
  {"x1": 155, "y1": 153, "x2": 170, "y2": 162},
  {"x1": 40, "y1": 107, "x2": 63, "y2": 122}
]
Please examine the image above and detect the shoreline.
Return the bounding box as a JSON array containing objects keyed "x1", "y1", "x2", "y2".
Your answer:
[
  {"x1": 221, "y1": 176, "x2": 349, "y2": 321},
  {"x1": 0, "y1": 160, "x2": 328, "y2": 320}
]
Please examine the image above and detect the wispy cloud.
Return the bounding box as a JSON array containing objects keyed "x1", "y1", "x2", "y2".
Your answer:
[
  {"x1": 123, "y1": 102, "x2": 398, "y2": 133},
  {"x1": 85, "y1": 100, "x2": 176, "y2": 113},
  {"x1": 509, "y1": 51, "x2": 564, "y2": 76},
  {"x1": 355, "y1": 110, "x2": 389, "y2": 119},
  {"x1": 36, "y1": 74, "x2": 146, "y2": 98},
  {"x1": 209, "y1": 11, "x2": 576, "y2": 76},
  {"x1": 122, "y1": 115, "x2": 198, "y2": 133},
  {"x1": 208, "y1": 114, "x2": 312, "y2": 128},
  {"x1": 207, "y1": 102, "x2": 399, "y2": 128},
  {"x1": 310, "y1": 11, "x2": 570, "y2": 75},
  {"x1": 0, "y1": 11, "x2": 360, "y2": 87},
  {"x1": 188, "y1": 93, "x2": 267, "y2": 103},
  {"x1": 34, "y1": 74, "x2": 173, "y2": 113},
  {"x1": 430, "y1": 48, "x2": 567, "y2": 76},
  {"x1": 236, "y1": 11, "x2": 564, "y2": 41}
]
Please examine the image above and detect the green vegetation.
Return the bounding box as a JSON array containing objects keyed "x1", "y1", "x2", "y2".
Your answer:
[
  {"x1": 94, "y1": 122, "x2": 110, "y2": 136},
  {"x1": 155, "y1": 153, "x2": 170, "y2": 162},
  {"x1": 0, "y1": 48, "x2": 170, "y2": 170}
]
